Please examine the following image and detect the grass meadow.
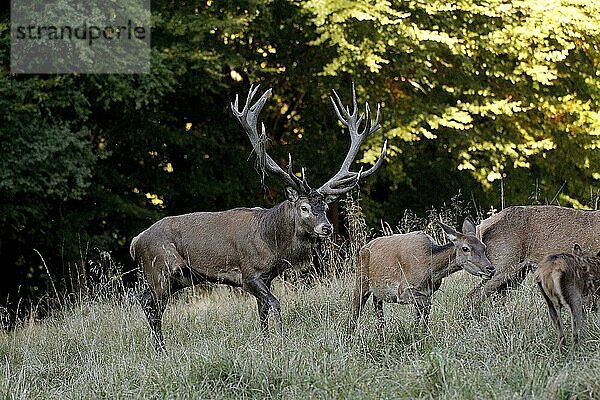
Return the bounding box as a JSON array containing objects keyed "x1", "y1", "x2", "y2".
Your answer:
[
  {"x1": 3, "y1": 270, "x2": 600, "y2": 399},
  {"x1": 4, "y1": 198, "x2": 600, "y2": 399}
]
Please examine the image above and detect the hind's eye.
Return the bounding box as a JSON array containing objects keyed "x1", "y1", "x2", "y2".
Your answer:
[
  {"x1": 462, "y1": 246, "x2": 470, "y2": 252},
  {"x1": 300, "y1": 206, "x2": 309, "y2": 213}
]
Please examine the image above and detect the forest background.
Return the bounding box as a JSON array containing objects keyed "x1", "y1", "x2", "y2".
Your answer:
[{"x1": 1, "y1": 0, "x2": 600, "y2": 314}]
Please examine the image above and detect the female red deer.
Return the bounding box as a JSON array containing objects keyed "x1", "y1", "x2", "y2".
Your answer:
[
  {"x1": 535, "y1": 244, "x2": 600, "y2": 348},
  {"x1": 130, "y1": 84, "x2": 387, "y2": 351},
  {"x1": 469, "y1": 206, "x2": 600, "y2": 303},
  {"x1": 348, "y1": 218, "x2": 494, "y2": 337}
]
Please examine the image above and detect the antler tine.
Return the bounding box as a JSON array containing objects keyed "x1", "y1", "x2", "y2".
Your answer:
[
  {"x1": 361, "y1": 102, "x2": 382, "y2": 137},
  {"x1": 330, "y1": 87, "x2": 360, "y2": 132},
  {"x1": 231, "y1": 85, "x2": 311, "y2": 193},
  {"x1": 317, "y1": 83, "x2": 387, "y2": 202},
  {"x1": 360, "y1": 139, "x2": 388, "y2": 178},
  {"x1": 286, "y1": 153, "x2": 310, "y2": 192},
  {"x1": 330, "y1": 89, "x2": 348, "y2": 124}
]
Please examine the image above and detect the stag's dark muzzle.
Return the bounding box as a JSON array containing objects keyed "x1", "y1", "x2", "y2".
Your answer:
[{"x1": 315, "y1": 223, "x2": 333, "y2": 237}]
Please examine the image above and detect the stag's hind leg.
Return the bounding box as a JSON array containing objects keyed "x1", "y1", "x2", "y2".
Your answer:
[{"x1": 138, "y1": 245, "x2": 187, "y2": 353}]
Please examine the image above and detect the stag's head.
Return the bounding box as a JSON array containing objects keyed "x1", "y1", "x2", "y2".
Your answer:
[
  {"x1": 285, "y1": 188, "x2": 332, "y2": 238},
  {"x1": 438, "y1": 218, "x2": 495, "y2": 279},
  {"x1": 231, "y1": 83, "x2": 387, "y2": 238}
]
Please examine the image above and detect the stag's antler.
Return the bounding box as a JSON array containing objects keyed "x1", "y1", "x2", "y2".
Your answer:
[
  {"x1": 317, "y1": 83, "x2": 388, "y2": 202},
  {"x1": 231, "y1": 84, "x2": 311, "y2": 194}
]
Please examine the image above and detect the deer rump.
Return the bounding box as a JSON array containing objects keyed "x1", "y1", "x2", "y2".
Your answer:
[{"x1": 534, "y1": 247, "x2": 600, "y2": 347}]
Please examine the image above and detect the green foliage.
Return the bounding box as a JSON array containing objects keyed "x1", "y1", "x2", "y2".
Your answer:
[
  {"x1": 0, "y1": 82, "x2": 93, "y2": 227},
  {"x1": 2, "y1": 0, "x2": 600, "y2": 304},
  {"x1": 302, "y1": 0, "x2": 600, "y2": 207}
]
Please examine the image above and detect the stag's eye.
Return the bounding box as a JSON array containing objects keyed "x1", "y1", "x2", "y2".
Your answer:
[
  {"x1": 300, "y1": 206, "x2": 309, "y2": 213},
  {"x1": 462, "y1": 246, "x2": 470, "y2": 253}
]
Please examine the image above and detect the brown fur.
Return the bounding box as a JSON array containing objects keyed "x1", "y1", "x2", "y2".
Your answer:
[
  {"x1": 133, "y1": 85, "x2": 386, "y2": 352},
  {"x1": 534, "y1": 245, "x2": 600, "y2": 348},
  {"x1": 131, "y1": 196, "x2": 330, "y2": 352},
  {"x1": 470, "y1": 206, "x2": 600, "y2": 302},
  {"x1": 348, "y1": 219, "x2": 494, "y2": 337}
]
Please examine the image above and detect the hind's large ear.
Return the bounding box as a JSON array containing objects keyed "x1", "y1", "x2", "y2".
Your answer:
[
  {"x1": 462, "y1": 217, "x2": 476, "y2": 236},
  {"x1": 437, "y1": 221, "x2": 459, "y2": 242},
  {"x1": 573, "y1": 243, "x2": 583, "y2": 255}
]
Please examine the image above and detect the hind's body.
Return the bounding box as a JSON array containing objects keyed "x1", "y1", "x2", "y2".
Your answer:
[{"x1": 535, "y1": 247, "x2": 600, "y2": 347}]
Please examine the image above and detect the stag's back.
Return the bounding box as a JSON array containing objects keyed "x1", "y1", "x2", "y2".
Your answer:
[{"x1": 131, "y1": 208, "x2": 263, "y2": 274}]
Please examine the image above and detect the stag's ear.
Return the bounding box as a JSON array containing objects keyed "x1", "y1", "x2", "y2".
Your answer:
[
  {"x1": 573, "y1": 243, "x2": 583, "y2": 255},
  {"x1": 437, "y1": 221, "x2": 459, "y2": 242},
  {"x1": 462, "y1": 217, "x2": 476, "y2": 236},
  {"x1": 285, "y1": 187, "x2": 299, "y2": 203},
  {"x1": 323, "y1": 194, "x2": 338, "y2": 204}
]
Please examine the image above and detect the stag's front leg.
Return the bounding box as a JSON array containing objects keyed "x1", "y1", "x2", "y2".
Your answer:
[
  {"x1": 244, "y1": 276, "x2": 283, "y2": 336},
  {"x1": 256, "y1": 297, "x2": 270, "y2": 334}
]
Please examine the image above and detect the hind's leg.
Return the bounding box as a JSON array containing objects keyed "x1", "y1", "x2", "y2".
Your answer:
[
  {"x1": 537, "y1": 282, "x2": 565, "y2": 348},
  {"x1": 140, "y1": 287, "x2": 168, "y2": 353},
  {"x1": 398, "y1": 287, "x2": 431, "y2": 330},
  {"x1": 373, "y1": 296, "x2": 385, "y2": 340},
  {"x1": 348, "y1": 273, "x2": 371, "y2": 335},
  {"x1": 415, "y1": 297, "x2": 432, "y2": 329},
  {"x1": 565, "y1": 287, "x2": 584, "y2": 347}
]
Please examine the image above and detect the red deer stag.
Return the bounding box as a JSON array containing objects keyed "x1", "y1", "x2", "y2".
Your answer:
[{"x1": 130, "y1": 84, "x2": 387, "y2": 351}]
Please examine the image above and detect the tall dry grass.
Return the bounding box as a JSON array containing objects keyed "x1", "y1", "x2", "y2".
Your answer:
[
  {"x1": 5, "y1": 272, "x2": 600, "y2": 399},
  {"x1": 3, "y1": 194, "x2": 600, "y2": 399}
]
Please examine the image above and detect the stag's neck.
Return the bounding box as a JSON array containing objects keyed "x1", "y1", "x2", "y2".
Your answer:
[
  {"x1": 259, "y1": 201, "x2": 313, "y2": 266},
  {"x1": 420, "y1": 242, "x2": 459, "y2": 292},
  {"x1": 259, "y1": 201, "x2": 295, "y2": 242}
]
